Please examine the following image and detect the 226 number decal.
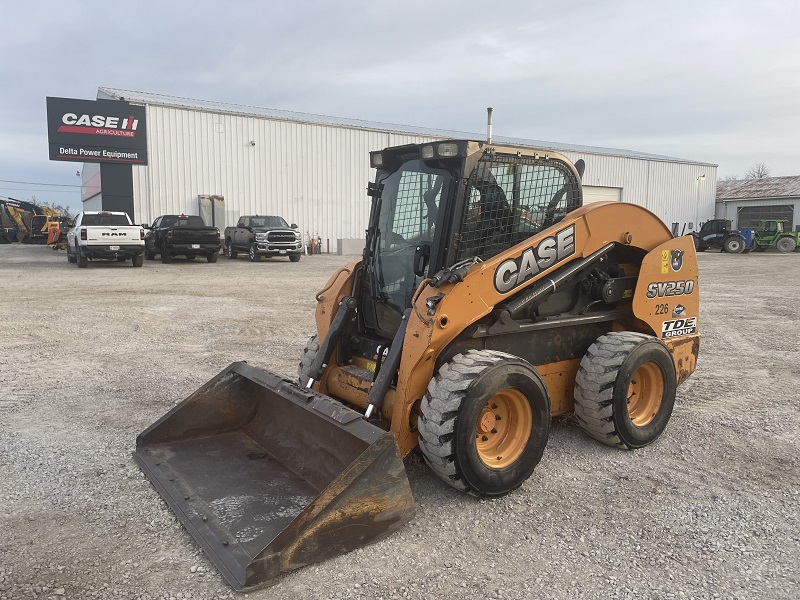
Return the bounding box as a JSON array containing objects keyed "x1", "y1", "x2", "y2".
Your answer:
[
  {"x1": 646, "y1": 280, "x2": 695, "y2": 298},
  {"x1": 654, "y1": 303, "x2": 669, "y2": 315}
]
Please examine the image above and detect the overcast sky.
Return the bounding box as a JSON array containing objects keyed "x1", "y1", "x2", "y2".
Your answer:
[{"x1": 2, "y1": 0, "x2": 798, "y2": 212}]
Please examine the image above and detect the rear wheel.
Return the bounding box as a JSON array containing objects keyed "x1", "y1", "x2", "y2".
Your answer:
[
  {"x1": 418, "y1": 350, "x2": 550, "y2": 497},
  {"x1": 723, "y1": 236, "x2": 745, "y2": 254},
  {"x1": 207, "y1": 251, "x2": 219, "y2": 263},
  {"x1": 249, "y1": 243, "x2": 260, "y2": 262},
  {"x1": 776, "y1": 237, "x2": 796, "y2": 253},
  {"x1": 289, "y1": 254, "x2": 301, "y2": 262},
  {"x1": 226, "y1": 240, "x2": 237, "y2": 259},
  {"x1": 298, "y1": 334, "x2": 320, "y2": 387},
  {"x1": 132, "y1": 253, "x2": 144, "y2": 267},
  {"x1": 77, "y1": 245, "x2": 87, "y2": 268},
  {"x1": 574, "y1": 332, "x2": 676, "y2": 449},
  {"x1": 145, "y1": 248, "x2": 155, "y2": 260},
  {"x1": 161, "y1": 244, "x2": 173, "y2": 264},
  {"x1": 67, "y1": 246, "x2": 77, "y2": 263}
]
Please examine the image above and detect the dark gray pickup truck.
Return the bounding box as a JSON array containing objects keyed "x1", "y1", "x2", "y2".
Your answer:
[
  {"x1": 144, "y1": 214, "x2": 221, "y2": 263},
  {"x1": 224, "y1": 215, "x2": 303, "y2": 262}
]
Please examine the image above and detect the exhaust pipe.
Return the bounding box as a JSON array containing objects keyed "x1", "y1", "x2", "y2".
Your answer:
[{"x1": 487, "y1": 107, "x2": 493, "y2": 143}]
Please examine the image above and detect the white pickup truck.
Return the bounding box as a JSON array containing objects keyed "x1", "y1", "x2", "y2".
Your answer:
[{"x1": 66, "y1": 211, "x2": 145, "y2": 268}]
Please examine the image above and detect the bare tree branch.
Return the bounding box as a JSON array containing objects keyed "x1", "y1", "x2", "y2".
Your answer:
[{"x1": 744, "y1": 163, "x2": 770, "y2": 179}]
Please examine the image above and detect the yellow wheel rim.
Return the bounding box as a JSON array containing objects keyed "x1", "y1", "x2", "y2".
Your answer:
[
  {"x1": 627, "y1": 362, "x2": 664, "y2": 427},
  {"x1": 475, "y1": 389, "x2": 532, "y2": 468}
]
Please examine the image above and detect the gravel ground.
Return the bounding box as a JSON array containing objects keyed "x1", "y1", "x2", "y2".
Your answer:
[{"x1": 1, "y1": 244, "x2": 798, "y2": 600}]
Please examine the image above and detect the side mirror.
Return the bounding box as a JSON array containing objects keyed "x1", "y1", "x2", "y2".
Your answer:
[
  {"x1": 413, "y1": 243, "x2": 431, "y2": 277},
  {"x1": 141, "y1": 224, "x2": 150, "y2": 229},
  {"x1": 290, "y1": 223, "x2": 298, "y2": 229}
]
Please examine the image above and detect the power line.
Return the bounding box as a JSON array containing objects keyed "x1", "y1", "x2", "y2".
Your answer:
[
  {"x1": 0, "y1": 179, "x2": 83, "y2": 188},
  {"x1": 0, "y1": 187, "x2": 82, "y2": 194}
]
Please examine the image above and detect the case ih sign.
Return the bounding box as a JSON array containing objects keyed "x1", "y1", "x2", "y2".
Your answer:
[{"x1": 46, "y1": 97, "x2": 148, "y2": 165}]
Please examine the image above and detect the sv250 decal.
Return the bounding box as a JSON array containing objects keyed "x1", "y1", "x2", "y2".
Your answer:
[{"x1": 646, "y1": 280, "x2": 695, "y2": 298}]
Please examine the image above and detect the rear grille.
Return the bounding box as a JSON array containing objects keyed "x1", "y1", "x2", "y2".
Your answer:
[{"x1": 268, "y1": 232, "x2": 296, "y2": 243}]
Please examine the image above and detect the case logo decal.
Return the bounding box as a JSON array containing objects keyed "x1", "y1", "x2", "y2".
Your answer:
[{"x1": 670, "y1": 248, "x2": 684, "y2": 272}]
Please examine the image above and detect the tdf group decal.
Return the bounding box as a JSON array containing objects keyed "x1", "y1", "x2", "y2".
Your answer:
[{"x1": 661, "y1": 317, "x2": 697, "y2": 339}]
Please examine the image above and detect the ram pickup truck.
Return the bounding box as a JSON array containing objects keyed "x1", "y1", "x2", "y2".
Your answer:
[
  {"x1": 224, "y1": 215, "x2": 302, "y2": 262},
  {"x1": 144, "y1": 214, "x2": 221, "y2": 263},
  {"x1": 66, "y1": 211, "x2": 145, "y2": 268}
]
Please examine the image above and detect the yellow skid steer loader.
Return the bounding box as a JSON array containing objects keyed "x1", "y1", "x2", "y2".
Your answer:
[{"x1": 137, "y1": 140, "x2": 700, "y2": 590}]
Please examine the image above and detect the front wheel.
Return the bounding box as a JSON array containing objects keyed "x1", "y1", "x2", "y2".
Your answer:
[
  {"x1": 418, "y1": 350, "x2": 550, "y2": 497},
  {"x1": 574, "y1": 332, "x2": 677, "y2": 449},
  {"x1": 776, "y1": 237, "x2": 796, "y2": 253},
  {"x1": 249, "y1": 243, "x2": 260, "y2": 262},
  {"x1": 723, "y1": 235, "x2": 745, "y2": 254},
  {"x1": 289, "y1": 254, "x2": 301, "y2": 262},
  {"x1": 298, "y1": 334, "x2": 320, "y2": 387}
]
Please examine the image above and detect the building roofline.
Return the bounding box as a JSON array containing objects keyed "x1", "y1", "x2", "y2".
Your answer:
[{"x1": 97, "y1": 87, "x2": 717, "y2": 167}]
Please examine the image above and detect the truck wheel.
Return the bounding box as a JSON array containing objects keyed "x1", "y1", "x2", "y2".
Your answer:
[
  {"x1": 776, "y1": 237, "x2": 796, "y2": 253},
  {"x1": 249, "y1": 243, "x2": 261, "y2": 262},
  {"x1": 418, "y1": 350, "x2": 550, "y2": 498},
  {"x1": 723, "y1": 236, "x2": 745, "y2": 254},
  {"x1": 67, "y1": 246, "x2": 77, "y2": 263},
  {"x1": 226, "y1": 240, "x2": 237, "y2": 259},
  {"x1": 574, "y1": 332, "x2": 677, "y2": 449},
  {"x1": 145, "y1": 248, "x2": 155, "y2": 260},
  {"x1": 298, "y1": 335, "x2": 320, "y2": 387},
  {"x1": 289, "y1": 254, "x2": 301, "y2": 262},
  {"x1": 132, "y1": 253, "x2": 144, "y2": 267},
  {"x1": 77, "y1": 245, "x2": 87, "y2": 268},
  {"x1": 207, "y1": 251, "x2": 219, "y2": 263},
  {"x1": 161, "y1": 244, "x2": 173, "y2": 264}
]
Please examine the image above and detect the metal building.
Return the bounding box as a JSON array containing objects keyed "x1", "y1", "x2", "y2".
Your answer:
[
  {"x1": 81, "y1": 88, "x2": 717, "y2": 251},
  {"x1": 715, "y1": 176, "x2": 800, "y2": 230}
]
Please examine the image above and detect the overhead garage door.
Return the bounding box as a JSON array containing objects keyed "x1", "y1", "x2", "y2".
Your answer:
[
  {"x1": 583, "y1": 186, "x2": 622, "y2": 204},
  {"x1": 737, "y1": 204, "x2": 793, "y2": 229}
]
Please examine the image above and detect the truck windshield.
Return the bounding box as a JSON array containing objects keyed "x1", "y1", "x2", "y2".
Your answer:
[
  {"x1": 251, "y1": 217, "x2": 288, "y2": 228},
  {"x1": 364, "y1": 159, "x2": 451, "y2": 336}
]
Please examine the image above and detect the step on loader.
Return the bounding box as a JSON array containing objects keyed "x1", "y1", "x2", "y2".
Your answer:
[{"x1": 137, "y1": 140, "x2": 700, "y2": 591}]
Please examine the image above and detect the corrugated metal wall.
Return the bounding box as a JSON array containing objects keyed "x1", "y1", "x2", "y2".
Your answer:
[
  {"x1": 131, "y1": 106, "x2": 435, "y2": 251},
  {"x1": 131, "y1": 104, "x2": 717, "y2": 250},
  {"x1": 561, "y1": 151, "x2": 717, "y2": 232}
]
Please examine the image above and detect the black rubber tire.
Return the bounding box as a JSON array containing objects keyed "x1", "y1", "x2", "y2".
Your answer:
[
  {"x1": 77, "y1": 245, "x2": 87, "y2": 268},
  {"x1": 145, "y1": 248, "x2": 155, "y2": 260},
  {"x1": 418, "y1": 350, "x2": 550, "y2": 498},
  {"x1": 161, "y1": 244, "x2": 173, "y2": 264},
  {"x1": 207, "y1": 251, "x2": 219, "y2": 263},
  {"x1": 298, "y1": 334, "x2": 320, "y2": 387},
  {"x1": 249, "y1": 243, "x2": 260, "y2": 262},
  {"x1": 776, "y1": 237, "x2": 796, "y2": 253},
  {"x1": 574, "y1": 332, "x2": 677, "y2": 449},
  {"x1": 131, "y1": 253, "x2": 144, "y2": 267},
  {"x1": 723, "y1": 235, "x2": 745, "y2": 254},
  {"x1": 289, "y1": 254, "x2": 301, "y2": 262},
  {"x1": 226, "y1": 241, "x2": 237, "y2": 259},
  {"x1": 67, "y1": 246, "x2": 77, "y2": 263}
]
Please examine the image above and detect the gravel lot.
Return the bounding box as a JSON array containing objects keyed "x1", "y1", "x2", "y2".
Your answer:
[{"x1": 1, "y1": 244, "x2": 798, "y2": 600}]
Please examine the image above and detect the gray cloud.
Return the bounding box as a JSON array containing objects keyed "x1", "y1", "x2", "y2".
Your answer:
[{"x1": 2, "y1": 0, "x2": 798, "y2": 210}]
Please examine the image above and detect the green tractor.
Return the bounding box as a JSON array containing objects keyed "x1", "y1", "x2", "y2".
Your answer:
[{"x1": 751, "y1": 220, "x2": 800, "y2": 253}]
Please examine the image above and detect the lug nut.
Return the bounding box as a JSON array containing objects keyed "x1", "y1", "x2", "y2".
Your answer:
[{"x1": 481, "y1": 435, "x2": 488, "y2": 441}]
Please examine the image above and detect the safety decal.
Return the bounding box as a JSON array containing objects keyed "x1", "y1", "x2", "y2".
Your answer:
[
  {"x1": 661, "y1": 250, "x2": 669, "y2": 275},
  {"x1": 661, "y1": 317, "x2": 697, "y2": 339},
  {"x1": 670, "y1": 248, "x2": 684, "y2": 272}
]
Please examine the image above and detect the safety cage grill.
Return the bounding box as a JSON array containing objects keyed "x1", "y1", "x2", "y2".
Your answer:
[{"x1": 455, "y1": 152, "x2": 582, "y2": 262}]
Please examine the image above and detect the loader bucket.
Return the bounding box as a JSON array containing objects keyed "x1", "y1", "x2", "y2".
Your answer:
[{"x1": 135, "y1": 362, "x2": 415, "y2": 591}]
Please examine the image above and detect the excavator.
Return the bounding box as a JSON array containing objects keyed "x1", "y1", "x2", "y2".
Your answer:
[
  {"x1": 137, "y1": 139, "x2": 700, "y2": 591},
  {"x1": 0, "y1": 198, "x2": 62, "y2": 244}
]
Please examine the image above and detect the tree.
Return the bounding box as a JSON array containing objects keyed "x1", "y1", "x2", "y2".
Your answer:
[
  {"x1": 719, "y1": 174, "x2": 739, "y2": 182},
  {"x1": 744, "y1": 163, "x2": 770, "y2": 179}
]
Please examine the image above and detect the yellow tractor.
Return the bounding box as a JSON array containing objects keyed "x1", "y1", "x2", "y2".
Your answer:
[{"x1": 137, "y1": 140, "x2": 700, "y2": 590}]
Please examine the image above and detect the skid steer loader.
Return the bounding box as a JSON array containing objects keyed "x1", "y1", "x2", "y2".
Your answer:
[{"x1": 137, "y1": 140, "x2": 700, "y2": 591}]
